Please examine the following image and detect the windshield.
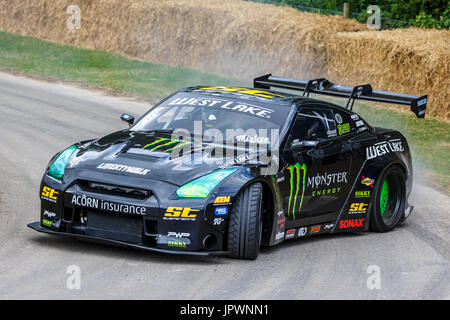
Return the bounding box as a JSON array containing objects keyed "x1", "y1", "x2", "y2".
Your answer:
[{"x1": 132, "y1": 93, "x2": 289, "y2": 144}]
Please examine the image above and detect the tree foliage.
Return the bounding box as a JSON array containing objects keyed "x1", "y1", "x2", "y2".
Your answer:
[{"x1": 255, "y1": 0, "x2": 449, "y2": 29}]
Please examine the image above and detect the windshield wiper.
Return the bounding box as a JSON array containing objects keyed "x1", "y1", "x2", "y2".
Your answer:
[{"x1": 140, "y1": 129, "x2": 175, "y2": 135}]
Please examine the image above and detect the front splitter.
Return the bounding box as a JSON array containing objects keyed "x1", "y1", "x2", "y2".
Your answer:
[{"x1": 27, "y1": 222, "x2": 229, "y2": 256}]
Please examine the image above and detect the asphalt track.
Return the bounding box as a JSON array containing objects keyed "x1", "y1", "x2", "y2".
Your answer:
[{"x1": 0, "y1": 72, "x2": 448, "y2": 299}]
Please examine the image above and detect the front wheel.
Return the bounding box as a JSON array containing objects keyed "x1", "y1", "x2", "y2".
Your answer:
[
  {"x1": 227, "y1": 183, "x2": 263, "y2": 260},
  {"x1": 370, "y1": 165, "x2": 406, "y2": 232}
]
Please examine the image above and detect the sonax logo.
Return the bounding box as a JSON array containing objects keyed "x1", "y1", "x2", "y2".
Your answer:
[{"x1": 339, "y1": 218, "x2": 365, "y2": 229}]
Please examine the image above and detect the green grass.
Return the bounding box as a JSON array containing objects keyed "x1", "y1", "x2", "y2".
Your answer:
[
  {"x1": 0, "y1": 31, "x2": 448, "y2": 192},
  {"x1": 0, "y1": 31, "x2": 243, "y2": 100}
]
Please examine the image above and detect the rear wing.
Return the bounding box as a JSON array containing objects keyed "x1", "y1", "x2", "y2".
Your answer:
[{"x1": 254, "y1": 74, "x2": 427, "y2": 118}]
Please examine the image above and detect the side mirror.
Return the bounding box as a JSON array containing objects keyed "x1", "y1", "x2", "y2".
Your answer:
[
  {"x1": 290, "y1": 139, "x2": 319, "y2": 149},
  {"x1": 121, "y1": 113, "x2": 134, "y2": 126},
  {"x1": 303, "y1": 140, "x2": 319, "y2": 147}
]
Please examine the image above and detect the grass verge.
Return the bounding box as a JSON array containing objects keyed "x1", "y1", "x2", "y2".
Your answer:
[{"x1": 0, "y1": 31, "x2": 448, "y2": 193}]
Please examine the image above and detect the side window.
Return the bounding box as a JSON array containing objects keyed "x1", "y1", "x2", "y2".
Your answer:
[{"x1": 289, "y1": 106, "x2": 336, "y2": 147}]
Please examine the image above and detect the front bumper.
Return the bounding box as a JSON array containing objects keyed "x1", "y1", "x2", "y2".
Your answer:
[{"x1": 28, "y1": 222, "x2": 228, "y2": 256}]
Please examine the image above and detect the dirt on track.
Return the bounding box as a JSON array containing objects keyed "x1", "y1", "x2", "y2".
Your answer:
[{"x1": 0, "y1": 0, "x2": 449, "y2": 120}]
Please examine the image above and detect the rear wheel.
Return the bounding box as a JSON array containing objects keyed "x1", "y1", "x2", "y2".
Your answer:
[
  {"x1": 227, "y1": 183, "x2": 263, "y2": 260},
  {"x1": 370, "y1": 165, "x2": 406, "y2": 232}
]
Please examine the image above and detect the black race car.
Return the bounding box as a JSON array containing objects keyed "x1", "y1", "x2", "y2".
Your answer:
[{"x1": 28, "y1": 75, "x2": 427, "y2": 259}]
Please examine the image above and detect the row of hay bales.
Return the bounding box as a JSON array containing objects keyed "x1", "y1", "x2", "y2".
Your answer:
[{"x1": 0, "y1": 0, "x2": 448, "y2": 120}]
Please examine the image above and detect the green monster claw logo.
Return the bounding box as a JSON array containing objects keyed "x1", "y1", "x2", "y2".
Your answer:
[
  {"x1": 286, "y1": 163, "x2": 307, "y2": 219},
  {"x1": 142, "y1": 137, "x2": 193, "y2": 153}
]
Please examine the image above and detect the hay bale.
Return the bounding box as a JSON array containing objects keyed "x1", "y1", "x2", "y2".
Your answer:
[
  {"x1": 0, "y1": 0, "x2": 448, "y2": 120},
  {"x1": 327, "y1": 28, "x2": 450, "y2": 120}
]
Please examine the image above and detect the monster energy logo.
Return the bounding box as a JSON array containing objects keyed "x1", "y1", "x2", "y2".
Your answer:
[
  {"x1": 142, "y1": 137, "x2": 193, "y2": 153},
  {"x1": 287, "y1": 163, "x2": 307, "y2": 219}
]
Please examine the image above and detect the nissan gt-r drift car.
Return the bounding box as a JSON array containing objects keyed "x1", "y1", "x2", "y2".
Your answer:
[{"x1": 28, "y1": 74, "x2": 427, "y2": 259}]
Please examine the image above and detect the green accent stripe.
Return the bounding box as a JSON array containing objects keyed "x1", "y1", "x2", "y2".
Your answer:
[
  {"x1": 165, "y1": 141, "x2": 193, "y2": 152},
  {"x1": 142, "y1": 138, "x2": 170, "y2": 149},
  {"x1": 286, "y1": 162, "x2": 307, "y2": 220},
  {"x1": 149, "y1": 139, "x2": 181, "y2": 151}
]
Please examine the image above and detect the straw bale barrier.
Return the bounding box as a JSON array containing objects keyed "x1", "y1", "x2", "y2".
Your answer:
[{"x1": 0, "y1": 0, "x2": 448, "y2": 119}]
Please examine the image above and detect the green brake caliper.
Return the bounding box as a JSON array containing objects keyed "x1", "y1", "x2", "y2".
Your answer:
[{"x1": 380, "y1": 179, "x2": 389, "y2": 216}]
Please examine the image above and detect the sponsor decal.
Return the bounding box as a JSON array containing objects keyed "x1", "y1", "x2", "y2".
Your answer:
[
  {"x1": 43, "y1": 210, "x2": 56, "y2": 218},
  {"x1": 199, "y1": 86, "x2": 284, "y2": 99},
  {"x1": 308, "y1": 171, "x2": 347, "y2": 197},
  {"x1": 355, "y1": 191, "x2": 371, "y2": 198},
  {"x1": 351, "y1": 114, "x2": 359, "y2": 121},
  {"x1": 339, "y1": 218, "x2": 365, "y2": 229},
  {"x1": 97, "y1": 163, "x2": 150, "y2": 176},
  {"x1": 277, "y1": 216, "x2": 286, "y2": 229},
  {"x1": 355, "y1": 120, "x2": 365, "y2": 127},
  {"x1": 366, "y1": 139, "x2": 404, "y2": 160},
  {"x1": 218, "y1": 153, "x2": 255, "y2": 169},
  {"x1": 276, "y1": 176, "x2": 285, "y2": 183},
  {"x1": 168, "y1": 241, "x2": 187, "y2": 248},
  {"x1": 167, "y1": 232, "x2": 190, "y2": 238},
  {"x1": 164, "y1": 207, "x2": 199, "y2": 221},
  {"x1": 312, "y1": 187, "x2": 342, "y2": 197},
  {"x1": 298, "y1": 227, "x2": 307, "y2": 237},
  {"x1": 361, "y1": 176, "x2": 375, "y2": 188},
  {"x1": 417, "y1": 97, "x2": 427, "y2": 107},
  {"x1": 310, "y1": 225, "x2": 321, "y2": 233},
  {"x1": 335, "y1": 113, "x2": 343, "y2": 124},
  {"x1": 214, "y1": 206, "x2": 228, "y2": 216},
  {"x1": 338, "y1": 123, "x2": 350, "y2": 135},
  {"x1": 213, "y1": 196, "x2": 231, "y2": 205},
  {"x1": 327, "y1": 129, "x2": 337, "y2": 138},
  {"x1": 42, "y1": 219, "x2": 52, "y2": 227},
  {"x1": 235, "y1": 135, "x2": 269, "y2": 144},
  {"x1": 308, "y1": 172, "x2": 348, "y2": 189},
  {"x1": 324, "y1": 224, "x2": 334, "y2": 230},
  {"x1": 41, "y1": 186, "x2": 59, "y2": 203},
  {"x1": 275, "y1": 231, "x2": 285, "y2": 241},
  {"x1": 349, "y1": 203, "x2": 368, "y2": 214},
  {"x1": 71, "y1": 194, "x2": 147, "y2": 215},
  {"x1": 357, "y1": 126, "x2": 368, "y2": 133},
  {"x1": 213, "y1": 218, "x2": 224, "y2": 226},
  {"x1": 286, "y1": 229, "x2": 296, "y2": 239},
  {"x1": 286, "y1": 163, "x2": 307, "y2": 219},
  {"x1": 169, "y1": 95, "x2": 275, "y2": 119}
]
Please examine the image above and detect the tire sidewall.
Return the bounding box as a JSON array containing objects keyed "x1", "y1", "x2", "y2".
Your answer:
[{"x1": 370, "y1": 165, "x2": 406, "y2": 232}]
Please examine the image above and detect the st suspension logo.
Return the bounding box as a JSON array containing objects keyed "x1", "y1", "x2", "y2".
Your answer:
[{"x1": 286, "y1": 163, "x2": 307, "y2": 219}]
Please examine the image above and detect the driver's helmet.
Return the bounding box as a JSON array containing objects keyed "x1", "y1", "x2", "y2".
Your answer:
[{"x1": 203, "y1": 112, "x2": 218, "y2": 128}]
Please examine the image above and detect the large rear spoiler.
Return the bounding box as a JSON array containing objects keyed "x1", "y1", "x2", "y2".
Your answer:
[{"x1": 254, "y1": 74, "x2": 427, "y2": 118}]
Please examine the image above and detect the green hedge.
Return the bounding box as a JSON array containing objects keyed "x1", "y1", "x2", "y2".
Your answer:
[{"x1": 249, "y1": 0, "x2": 450, "y2": 29}]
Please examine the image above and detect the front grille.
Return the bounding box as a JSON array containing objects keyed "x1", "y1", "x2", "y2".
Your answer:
[
  {"x1": 86, "y1": 210, "x2": 143, "y2": 244},
  {"x1": 78, "y1": 180, "x2": 151, "y2": 199}
]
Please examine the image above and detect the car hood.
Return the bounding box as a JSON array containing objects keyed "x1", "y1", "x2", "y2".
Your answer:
[{"x1": 65, "y1": 130, "x2": 263, "y2": 186}]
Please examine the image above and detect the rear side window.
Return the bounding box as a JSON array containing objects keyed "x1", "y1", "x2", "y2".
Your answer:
[{"x1": 289, "y1": 106, "x2": 337, "y2": 144}]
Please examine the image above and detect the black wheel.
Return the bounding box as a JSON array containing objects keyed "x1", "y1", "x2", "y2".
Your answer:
[
  {"x1": 370, "y1": 165, "x2": 406, "y2": 232},
  {"x1": 227, "y1": 183, "x2": 263, "y2": 260}
]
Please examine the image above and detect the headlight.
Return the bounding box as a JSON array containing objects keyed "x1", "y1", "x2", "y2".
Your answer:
[
  {"x1": 176, "y1": 168, "x2": 237, "y2": 198},
  {"x1": 47, "y1": 145, "x2": 77, "y2": 180}
]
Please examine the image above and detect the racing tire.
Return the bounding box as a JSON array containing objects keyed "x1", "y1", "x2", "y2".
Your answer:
[
  {"x1": 370, "y1": 165, "x2": 406, "y2": 232},
  {"x1": 227, "y1": 182, "x2": 263, "y2": 260}
]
